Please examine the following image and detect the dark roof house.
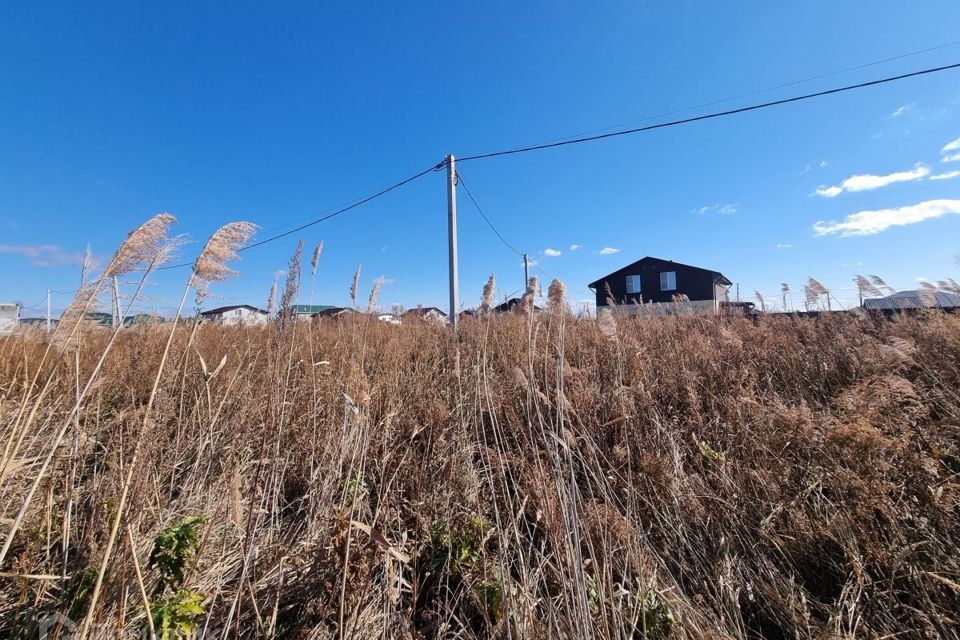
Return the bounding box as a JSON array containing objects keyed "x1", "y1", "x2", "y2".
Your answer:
[
  {"x1": 494, "y1": 298, "x2": 541, "y2": 313},
  {"x1": 589, "y1": 256, "x2": 732, "y2": 313},
  {"x1": 313, "y1": 306, "x2": 355, "y2": 318},
  {"x1": 863, "y1": 289, "x2": 960, "y2": 311},
  {"x1": 403, "y1": 306, "x2": 447, "y2": 322}
]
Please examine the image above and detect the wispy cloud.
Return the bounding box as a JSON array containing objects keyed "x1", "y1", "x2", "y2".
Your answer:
[
  {"x1": 813, "y1": 199, "x2": 960, "y2": 237},
  {"x1": 942, "y1": 137, "x2": 960, "y2": 162},
  {"x1": 0, "y1": 243, "x2": 88, "y2": 268},
  {"x1": 569, "y1": 244, "x2": 580, "y2": 251},
  {"x1": 815, "y1": 164, "x2": 930, "y2": 197},
  {"x1": 890, "y1": 103, "x2": 912, "y2": 117},
  {"x1": 800, "y1": 160, "x2": 829, "y2": 175},
  {"x1": 691, "y1": 203, "x2": 738, "y2": 215},
  {"x1": 776, "y1": 243, "x2": 793, "y2": 249},
  {"x1": 543, "y1": 248, "x2": 562, "y2": 257},
  {"x1": 930, "y1": 170, "x2": 960, "y2": 181},
  {"x1": 599, "y1": 247, "x2": 619, "y2": 255}
]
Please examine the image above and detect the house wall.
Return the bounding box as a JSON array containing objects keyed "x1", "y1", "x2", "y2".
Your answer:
[
  {"x1": 0, "y1": 304, "x2": 20, "y2": 335},
  {"x1": 606, "y1": 300, "x2": 719, "y2": 316},
  {"x1": 210, "y1": 307, "x2": 268, "y2": 326},
  {"x1": 592, "y1": 259, "x2": 721, "y2": 307}
]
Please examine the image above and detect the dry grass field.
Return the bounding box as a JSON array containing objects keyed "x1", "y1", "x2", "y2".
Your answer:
[
  {"x1": 2, "y1": 307, "x2": 960, "y2": 639},
  {"x1": 1, "y1": 216, "x2": 959, "y2": 639}
]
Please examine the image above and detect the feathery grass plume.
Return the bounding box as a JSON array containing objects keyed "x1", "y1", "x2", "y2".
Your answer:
[
  {"x1": 521, "y1": 275, "x2": 539, "y2": 313},
  {"x1": 191, "y1": 222, "x2": 258, "y2": 305},
  {"x1": 854, "y1": 275, "x2": 882, "y2": 305},
  {"x1": 937, "y1": 278, "x2": 960, "y2": 294},
  {"x1": 311, "y1": 240, "x2": 324, "y2": 278},
  {"x1": 753, "y1": 290, "x2": 767, "y2": 313},
  {"x1": 267, "y1": 277, "x2": 277, "y2": 314},
  {"x1": 870, "y1": 275, "x2": 896, "y2": 294},
  {"x1": 0, "y1": 212, "x2": 178, "y2": 563},
  {"x1": 367, "y1": 277, "x2": 385, "y2": 312},
  {"x1": 279, "y1": 239, "x2": 304, "y2": 321},
  {"x1": 104, "y1": 213, "x2": 177, "y2": 278},
  {"x1": 547, "y1": 278, "x2": 566, "y2": 314},
  {"x1": 350, "y1": 265, "x2": 362, "y2": 309},
  {"x1": 597, "y1": 307, "x2": 617, "y2": 340},
  {"x1": 81, "y1": 243, "x2": 94, "y2": 286},
  {"x1": 603, "y1": 281, "x2": 615, "y2": 307},
  {"x1": 480, "y1": 273, "x2": 496, "y2": 314},
  {"x1": 781, "y1": 283, "x2": 791, "y2": 311},
  {"x1": 804, "y1": 277, "x2": 829, "y2": 310}
]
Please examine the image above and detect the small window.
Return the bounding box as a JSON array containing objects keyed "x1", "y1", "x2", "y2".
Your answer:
[
  {"x1": 660, "y1": 271, "x2": 676, "y2": 291},
  {"x1": 235, "y1": 309, "x2": 242, "y2": 316},
  {"x1": 625, "y1": 275, "x2": 642, "y2": 294}
]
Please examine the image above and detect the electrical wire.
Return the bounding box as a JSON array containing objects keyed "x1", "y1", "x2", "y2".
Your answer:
[
  {"x1": 454, "y1": 169, "x2": 525, "y2": 257},
  {"x1": 512, "y1": 39, "x2": 960, "y2": 148},
  {"x1": 158, "y1": 161, "x2": 446, "y2": 270},
  {"x1": 457, "y1": 62, "x2": 960, "y2": 162}
]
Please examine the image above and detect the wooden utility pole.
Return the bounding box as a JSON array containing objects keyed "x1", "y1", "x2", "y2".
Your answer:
[
  {"x1": 112, "y1": 276, "x2": 121, "y2": 328},
  {"x1": 523, "y1": 253, "x2": 529, "y2": 289},
  {"x1": 446, "y1": 155, "x2": 459, "y2": 329}
]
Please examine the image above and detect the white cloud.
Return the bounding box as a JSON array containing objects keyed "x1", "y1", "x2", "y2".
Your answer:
[
  {"x1": 815, "y1": 164, "x2": 930, "y2": 197},
  {"x1": 813, "y1": 198, "x2": 960, "y2": 237},
  {"x1": 599, "y1": 247, "x2": 619, "y2": 255},
  {"x1": 692, "y1": 203, "x2": 737, "y2": 215},
  {"x1": 801, "y1": 160, "x2": 829, "y2": 175},
  {"x1": 890, "y1": 104, "x2": 911, "y2": 117},
  {"x1": 930, "y1": 170, "x2": 960, "y2": 181},
  {"x1": 522, "y1": 257, "x2": 539, "y2": 267},
  {"x1": 820, "y1": 160, "x2": 829, "y2": 168},
  {"x1": 543, "y1": 248, "x2": 562, "y2": 257},
  {"x1": 776, "y1": 243, "x2": 793, "y2": 249},
  {"x1": 569, "y1": 244, "x2": 580, "y2": 251},
  {"x1": 0, "y1": 243, "x2": 87, "y2": 267},
  {"x1": 942, "y1": 137, "x2": 960, "y2": 162}
]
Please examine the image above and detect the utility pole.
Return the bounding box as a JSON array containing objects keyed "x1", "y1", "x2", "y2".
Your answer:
[
  {"x1": 112, "y1": 276, "x2": 121, "y2": 328},
  {"x1": 523, "y1": 253, "x2": 529, "y2": 289},
  {"x1": 46, "y1": 288, "x2": 51, "y2": 333},
  {"x1": 446, "y1": 155, "x2": 459, "y2": 330},
  {"x1": 736, "y1": 283, "x2": 740, "y2": 302}
]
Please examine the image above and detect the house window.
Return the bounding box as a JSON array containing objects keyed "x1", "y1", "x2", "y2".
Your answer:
[
  {"x1": 660, "y1": 271, "x2": 677, "y2": 291},
  {"x1": 235, "y1": 309, "x2": 242, "y2": 316},
  {"x1": 625, "y1": 275, "x2": 642, "y2": 295}
]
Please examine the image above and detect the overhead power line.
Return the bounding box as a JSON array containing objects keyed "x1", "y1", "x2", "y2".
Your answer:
[
  {"x1": 524, "y1": 39, "x2": 960, "y2": 147},
  {"x1": 455, "y1": 169, "x2": 525, "y2": 257},
  {"x1": 159, "y1": 161, "x2": 445, "y2": 270},
  {"x1": 458, "y1": 61, "x2": 960, "y2": 162}
]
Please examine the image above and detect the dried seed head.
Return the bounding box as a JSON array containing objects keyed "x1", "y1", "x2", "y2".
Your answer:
[
  {"x1": 753, "y1": 290, "x2": 766, "y2": 312},
  {"x1": 521, "y1": 276, "x2": 539, "y2": 313},
  {"x1": 350, "y1": 265, "x2": 361, "y2": 309},
  {"x1": 104, "y1": 213, "x2": 177, "y2": 278},
  {"x1": 780, "y1": 282, "x2": 790, "y2": 294},
  {"x1": 311, "y1": 241, "x2": 324, "y2": 278},
  {"x1": 480, "y1": 273, "x2": 496, "y2": 314},
  {"x1": 854, "y1": 275, "x2": 882, "y2": 299},
  {"x1": 191, "y1": 222, "x2": 258, "y2": 302},
  {"x1": 368, "y1": 276, "x2": 384, "y2": 312},
  {"x1": 547, "y1": 278, "x2": 566, "y2": 314},
  {"x1": 279, "y1": 239, "x2": 304, "y2": 319},
  {"x1": 870, "y1": 275, "x2": 895, "y2": 294},
  {"x1": 266, "y1": 278, "x2": 277, "y2": 314}
]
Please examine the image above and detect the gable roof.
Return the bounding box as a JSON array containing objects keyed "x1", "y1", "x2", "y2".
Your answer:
[
  {"x1": 293, "y1": 304, "x2": 336, "y2": 314},
  {"x1": 200, "y1": 304, "x2": 268, "y2": 316},
  {"x1": 588, "y1": 256, "x2": 731, "y2": 288},
  {"x1": 863, "y1": 289, "x2": 960, "y2": 310},
  {"x1": 403, "y1": 306, "x2": 447, "y2": 317},
  {"x1": 314, "y1": 306, "x2": 355, "y2": 317}
]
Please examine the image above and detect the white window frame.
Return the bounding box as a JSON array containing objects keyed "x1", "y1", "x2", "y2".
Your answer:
[
  {"x1": 660, "y1": 271, "x2": 677, "y2": 291},
  {"x1": 625, "y1": 274, "x2": 642, "y2": 295}
]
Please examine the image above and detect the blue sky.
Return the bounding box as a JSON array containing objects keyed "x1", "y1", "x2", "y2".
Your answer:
[{"x1": 2, "y1": 1, "x2": 960, "y2": 317}]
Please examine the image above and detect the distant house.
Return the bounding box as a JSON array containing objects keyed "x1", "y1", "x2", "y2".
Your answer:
[
  {"x1": 292, "y1": 304, "x2": 336, "y2": 319},
  {"x1": 403, "y1": 306, "x2": 447, "y2": 323},
  {"x1": 200, "y1": 304, "x2": 269, "y2": 325},
  {"x1": 863, "y1": 289, "x2": 960, "y2": 311},
  {"x1": 378, "y1": 313, "x2": 402, "y2": 325},
  {"x1": 313, "y1": 306, "x2": 355, "y2": 319},
  {"x1": 0, "y1": 303, "x2": 21, "y2": 335},
  {"x1": 589, "y1": 256, "x2": 731, "y2": 315},
  {"x1": 494, "y1": 298, "x2": 541, "y2": 313}
]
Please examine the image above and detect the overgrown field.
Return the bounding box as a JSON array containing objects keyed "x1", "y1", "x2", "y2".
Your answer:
[{"x1": 2, "y1": 311, "x2": 960, "y2": 639}]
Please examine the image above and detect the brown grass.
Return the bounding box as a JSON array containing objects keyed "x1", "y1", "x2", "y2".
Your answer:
[{"x1": 1, "y1": 308, "x2": 959, "y2": 639}]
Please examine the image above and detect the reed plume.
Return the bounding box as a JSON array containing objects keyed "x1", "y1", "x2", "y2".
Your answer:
[
  {"x1": 855, "y1": 275, "x2": 883, "y2": 305},
  {"x1": 350, "y1": 265, "x2": 362, "y2": 309},
  {"x1": 311, "y1": 240, "x2": 324, "y2": 279},
  {"x1": 368, "y1": 277, "x2": 385, "y2": 312},
  {"x1": 781, "y1": 283, "x2": 790, "y2": 311},
  {"x1": 547, "y1": 278, "x2": 566, "y2": 314},
  {"x1": 192, "y1": 222, "x2": 258, "y2": 304},
  {"x1": 267, "y1": 276, "x2": 278, "y2": 314},
  {"x1": 279, "y1": 239, "x2": 304, "y2": 321},
  {"x1": 521, "y1": 275, "x2": 539, "y2": 313},
  {"x1": 870, "y1": 275, "x2": 896, "y2": 294},
  {"x1": 480, "y1": 273, "x2": 496, "y2": 314},
  {"x1": 754, "y1": 290, "x2": 766, "y2": 313}
]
